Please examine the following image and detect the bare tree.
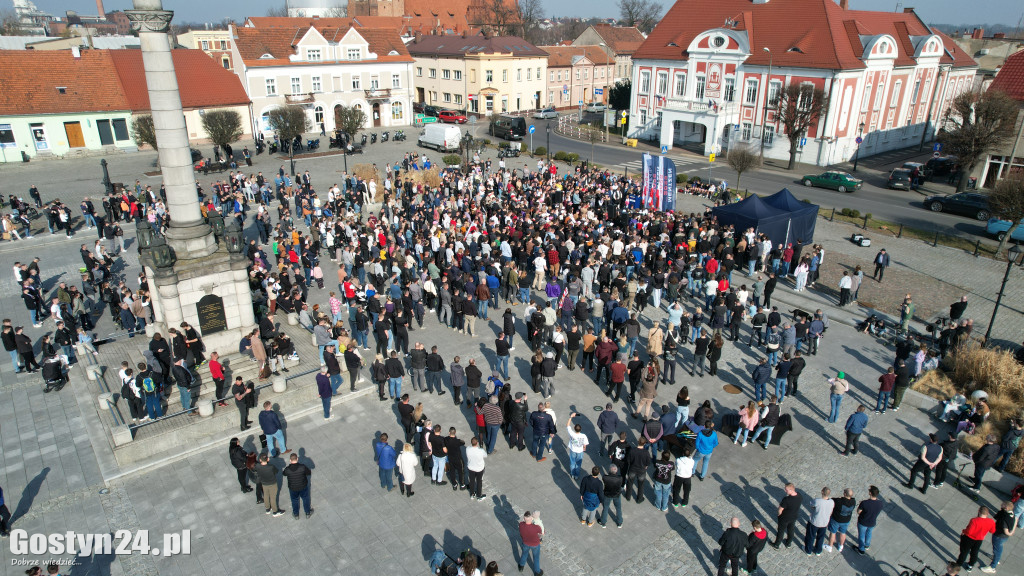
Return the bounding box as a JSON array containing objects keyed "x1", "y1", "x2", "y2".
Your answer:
[
  {"x1": 989, "y1": 175, "x2": 1024, "y2": 254},
  {"x1": 0, "y1": 9, "x2": 22, "y2": 35},
  {"x1": 200, "y1": 110, "x2": 244, "y2": 152},
  {"x1": 726, "y1": 145, "x2": 761, "y2": 190},
  {"x1": 617, "y1": 0, "x2": 662, "y2": 34},
  {"x1": 517, "y1": 0, "x2": 544, "y2": 43},
  {"x1": 267, "y1": 106, "x2": 311, "y2": 175},
  {"x1": 334, "y1": 104, "x2": 368, "y2": 138},
  {"x1": 471, "y1": 0, "x2": 521, "y2": 36},
  {"x1": 323, "y1": 3, "x2": 348, "y2": 17},
  {"x1": 940, "y1": 90, "x2": 1019, "y2": 192},
  {"x1": 265, "y1": 3, "x2": 288, "y2": 17},
  {"x1": 774, "y1": 84, "x2": 829, "y2": 170}
]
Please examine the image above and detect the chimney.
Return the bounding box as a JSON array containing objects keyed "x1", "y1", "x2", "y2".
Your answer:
[
  {"x1": 903, "y1": 7, "x2": 914, "y2": 14},
  {"x1": 71, "y1": 45, "x2": 81, "y2": 58},
  {"x1": 972, "y1": 28, "x2": 984, "y2": 39},
  {"x1": 993, "y1": 32, "x2": 1006, "y2": 39},
  {"x1": 839, "y1": 0, "x2": 848, "y2": 9},
  {"x1": 96, "y1": 0, "x2": 105, "y2": 17}
]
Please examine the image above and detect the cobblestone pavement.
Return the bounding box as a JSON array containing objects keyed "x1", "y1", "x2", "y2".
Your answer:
[{"x1": 1, "y1": 152, "x2": 1022, "y2": 575}]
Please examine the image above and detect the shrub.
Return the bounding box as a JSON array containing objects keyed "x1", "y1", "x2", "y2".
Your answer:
[
  {"x1": 442, "y1": 154, "x2": 461, "y2": 166},
  {"x1": 566, "y1": 153, "x2": 579, "y2": 164},
  {"x1": 498, "y1": 141, "x2": 510, "y2": 149},
  {"x1": 477, "y1": 138, "x2": 491, "y2": 148},
  {"x1": 850, "y1": 209, "x2": 860, "y2": 219},
  {"x1": 676, "y1": 174, "x2": 689, "y2": 184},
  {"x1": 553, "y1": 151, "x2": 568, "y2": 161},
  {"x1": 534, "y1": 146, "x2": 547, "y2": 156}
]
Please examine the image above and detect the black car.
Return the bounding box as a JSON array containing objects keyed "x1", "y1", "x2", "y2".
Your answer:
[
  {"x1": 423, "y1": 105, "x2": 440, "y2": 118},
  {"x1": 887, "y1": 168, "x2": 912, "y2": 190},
  {"x1": 924, "y1": 192, "x2": 991, "y2": 220},
  {"x1": 925, "y1": 156, "x2": 958, "y2": 178}
]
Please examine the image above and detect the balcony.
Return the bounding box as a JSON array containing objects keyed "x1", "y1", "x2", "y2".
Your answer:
[
  {"x1": 664, "y1": 97, "x2": 717, "y2": 113},
  {"x1": 285, "y1": 92, "x2": 314, "y2": 104},
  {"x1": 364, "y1": 88, "x2": 391, "y2": 100}
]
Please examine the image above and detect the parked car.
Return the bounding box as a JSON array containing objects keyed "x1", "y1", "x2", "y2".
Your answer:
[
  {"x1": 585, "y1": 102, "x2": 607, "y2": 113},
  {"x1": 488, "y1": 115, "x2": 527, "y2": 140},
  {"x1": 986, "y1": 218, "x2": 1024, "y2": 242},
  {"x1": 887, "y1": 168, "x2": 912, "y2": 190},
  {"x1": 418, "y1": 124, "x2": 462, "y2": 152},
  {"x1": 533, "y1": 107, "x2": 558, "y2": 119},
  {"x1": 800, "y1": 171, "x2": 863, "y2": 193},
  {"x1": 924, "y1": 192, "x2": 991, "y2": 220},
  {"x1": 925, "y1": 156, "x2": 959, "y2": 178},
  {"x1": 902, "y1": 161, "x2": 927, "y2": 176},
  {"x1": 413, "y1": 101, "x2": 424, "y2": 114},
  {"x1": 438, "y1": 110, "x2": 468, "y2": 124}
]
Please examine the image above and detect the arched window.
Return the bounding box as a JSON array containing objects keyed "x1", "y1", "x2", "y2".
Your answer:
[
  {"x1": 314, "y1": 105, "x2": 324, "y2": 124},
  {"x1": 391, "y1": 101, "x2": 403, "y2": 121}
]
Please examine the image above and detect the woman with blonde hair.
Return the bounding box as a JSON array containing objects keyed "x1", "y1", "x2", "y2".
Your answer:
[
  {"x1": 733, "y1": 401, "x2": 760, "y2": 447},
  {"x1": 250, "y1": 329, "x2": 269, "y2": 379},
  {"x1": 395, "y1": 443, "x2": 418, "y2": 497}
]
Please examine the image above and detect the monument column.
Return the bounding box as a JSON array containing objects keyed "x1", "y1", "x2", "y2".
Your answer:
[{"x1": 125, "y1": 0, "x2": 216, "y2": 258}]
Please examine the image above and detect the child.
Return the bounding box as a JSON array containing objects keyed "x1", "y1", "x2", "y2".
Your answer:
[
  {"x1": 532, "y1": 510, "x2": 546, "y2": 538},
  {"x1": 747, "y1": 519, "x2": 767, "y2": 573}
]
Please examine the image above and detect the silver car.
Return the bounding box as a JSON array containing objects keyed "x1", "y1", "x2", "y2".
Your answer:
[{"x1": 533, "y1": 107, "x2": 558, "y2": 119}]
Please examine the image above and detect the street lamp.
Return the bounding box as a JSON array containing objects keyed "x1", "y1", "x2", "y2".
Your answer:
[
  {"x1": 759, "y1": 47, "x2": 772, "y2": 160},
  {"x1": 984, "y1": 244, "x2": 1022, "y2": 346},
  {"x1": 545, "y1": 124, "x2": 551, "y2": 163},
  {"x1": 852, "y1": 122, "x2": 865, "y2": 172}
]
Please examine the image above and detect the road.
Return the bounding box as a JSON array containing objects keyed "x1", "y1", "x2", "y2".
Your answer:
[{"x1": 483, "y1": 116, "x2": 991, "y2": 239}]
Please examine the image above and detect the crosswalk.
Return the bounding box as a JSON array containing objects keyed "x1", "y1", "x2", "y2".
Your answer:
[{"x1": 611, "y1": 154, "x2": 707, "y2": 175}]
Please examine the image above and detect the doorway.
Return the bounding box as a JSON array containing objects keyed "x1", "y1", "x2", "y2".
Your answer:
[
  {"x1": 417, "y1": 87, "x2": 425, "y2": 103},
  {"x1": 372, "y1": 103, "x2": 381, "y2": 127},
  {"x1": 30, "y1": 123, "x2": 49, "y2": 151},
  {"x1": 64, "y1": 122, "x2": 85, "y2": 148}
]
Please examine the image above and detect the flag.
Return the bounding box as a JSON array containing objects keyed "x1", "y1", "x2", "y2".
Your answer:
[{"x1": 642, "y1": 153, "x2": 677, "y2": 212}]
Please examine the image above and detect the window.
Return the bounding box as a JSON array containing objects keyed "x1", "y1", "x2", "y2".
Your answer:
[
  {"x1": 548, "y1": 90, "x2": 554, "y2": 104},
  {"x1": 768, "y1": 80, "x2": 782, "y2": 106},
  {"x1": 429, "y1": 68, "x2": 436, "y2": 79},
  {"x1": 762, "y1": 125, "x2": 775, "y2": 145},
  {"x1": 537, "y1": 67, "x2": 541, "y2": 80},
  {"x1": 673, "y1": 73, "x2": 686, "y2": 97},
  {"x1": 550, "y1": 71, "x2": 555, "y2": 82},
  {"x1": 557, "y1": 71, "x2": 562, "y2": 81},
  {"x1": 392, "y1": 101, "x2": 403, "y2": 120},
  {"x1": 640, "y1": 71, "x2": 651, "y2": 94},
  {"x1": 312, "y1": 76, "x2": 322, "y2": 92},
  {"x1": 454, "y1": 70, "x2": 462, "y2": 80},
  {"x1": 527, "y1": 68, "x2": 532, "y2": 80},
  {"x1": 873, "y1": 83, "x2": 885, "y2": 110},
  {"x1": 584, "y1": 68, "x2": 589, "y2": 80},
  {"x1": 640, "y1": 108, "x2": 647, "y2": 126},
  {"x1": 347, "y1": 48, "x2": 360, "y2": 60},
  {"x1": 442, "y1": 69, "x2": 451, "y2": 80},
  {"x1": 576, "y1": 69, "x2": 581, "y2": 81},
  {"x1": 517, "y1": 69, "x2": 522, "y2": 81},
  {"x1": 454, "y1": 94, "x2": 463, "y2": 105},
  {"x1": 429, "y1": 91, "x2": 437, "y2": 102},
  {"x1": 443, "y1": 92, "x2": 452, "y2": 103},
  {"x1": 290, "y1": 77, "x2": 301, "y2": 94},
  {"x1": 369, "y1": 77, "x2": 379, "y2": 90},
  {"x1": 351, "y1": 75, "x2": 361, "y2": 90},
  {"x1": 861, "y1": 84, "x2": 871, "y2": 112},
  {"x1": 392, "y1": 74, "x2": 401, "y2": 89},
  {"x1": 501, "y1": 95, "x2": 508, "y2": 112},
  {"x1": 741, "y1": 122, "x2": 752, "y2": 140},
  {"x1": 695, "y1": 75, "x2": 706, "y2": 100},
  {"x1": 796, "y1": 84, "x2": 813, "y2": 110},
  {"x1": 486, "y1": 70, "x2": 493, "y2": 83},
  {"x1": 911, "y1": 80, "x2": 920, "y2": 104},
  {"x1": 724, "y1": 77, "x2": 735, "y2": 102},
  {"x1": 744, "y1": 79, "x2": 758, "y2": 105},
  {"x1": 219, "y1": 40, "x2": 227, "y2": 50},
  {"x1": 307, "y1": 49, "x2": 321, "y2": 62},
  {"x1": 656, "y1": 72, "x2": 668, "y2": 95},
  {"x1": 201, "y1": 40, "x2": 209, "y2": 50},
  {"x1": 111, "y1": 118, "x2": 129, "y2": 141},
  {"x1": 222, "y1": 57, "x2": 230, "y2": 69},
  {"x1": 485, "y1": 95, "x2": 494, "y2": 111},
  {"x1": 501, "y1": 70, "x2": 507, "y2": 83},
  {"x1": 416, "y1": 67, "x2": 423, "y2": 77},
  {"x1": 890, "y1": 80, "x2": 902, "y2": 107},
  {"x1": 265, "y1": 78, "x2": 276, "y2": 96},
  {"x1": 314, "y1": 105, "x2": 324, "y2": 123}
]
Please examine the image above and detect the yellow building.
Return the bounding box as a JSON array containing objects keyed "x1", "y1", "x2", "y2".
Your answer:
[
  {"x1": 177, "y1": 29, "x2": 234, "y2": 70},
  {"x1": 407, "y1": 34, "x2": 548, "y2": 115}
]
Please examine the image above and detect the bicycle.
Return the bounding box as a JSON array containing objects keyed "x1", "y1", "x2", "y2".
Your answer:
[{"x1": 897, "y1": 553, "x2": 937, "y2": 576}]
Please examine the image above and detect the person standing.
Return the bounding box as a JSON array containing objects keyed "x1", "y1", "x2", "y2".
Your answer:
[
  {"x1": 872, "y1": 249, "x2": 890, "y2": 282},
  {"x1": 652, "y1": 451, "x2": 676, "y2": 512},
  {"x1": 625, "y1": 437, "x2": 651, "y2": 503},
  {"x1": 450, "y1": 356, "x2": 466, "y2": 405},
  {"x1": 444, "y1": 427, "x2": 466, "y2": 490},
  {"x1": 934, "y1": 431, "x2": 958, "y2": 488},
  {"x1": 579, "y1": 466, "x2": 604, "y2": 527},
  {"x1": 842, "y1": 405, "x2": 869, "y2": 456},
  {"x1": 750, "y1": 396, "x2": 780, "y2": 450},
  {"x1": 746, "y1": 520, "x2": 768, "y2": 574},
  {"x1": 282, "y1": 452, "x2": 313, "y2": 519},
  {"x1": 981, "y1": 501, "x2": 1017, "y2": 573},
  {"x1": 344, "y1": 346, "x2": 364, "y2": 393},
  {"x1": 827, "y1": 372, "x2": 849, "y2": 423},
  {"x1": 566, "y1": 412, "x2": 589, "y2": 479},
  {"x1": 374, "y1": 433, "x2": 397, "y2": 492},
  {"x1": 228, "y1": 438, "x2": 253, "y2": 493},
  {"x1": 599, "y1": 464, "x2": 625, "y2": 528},
  {"x1": 529, "y1": 402, "x2": 555, "y2": 462},
  {"x1": 208, "y1": 352, "x2": 227, "y2": 406},
  {"x1": 824, "y1": 488, "x2": 856, "y2": 553},
  {"x1": 971, "y1": 435, "x2": 1001, "y2": 492},
  {"x1": 429, "y1": 424, "x2": 449, "y2": 486},
  {"x1": 751, "y1": 357, "x2": 771, "y2": 403},
  {"x1": 396, "y1": 443, "x2": 418, "y2": 497},
  {"x1": 770, "y1": 483, "x2": 802, "y2": 549},
  {"x1": 994, "y1": 418, "x2": 1023, "y2": 473},
  {"x1": 906, "y1": 433, "x2": 943, "y2": 494},
  {"x1": 259, "y1": 401, "x2": 290, "y2": 458},
  {"x1": 424, "y1": 346, "x2": 446, "y2": 396},
  {"x1": 804, "y1": 487, "x2": 834, "y2": 556},
  {"x1": 597, "y1": 403, "x2": 620, "y2": 457},
  {"x1": 672, "y1": 448, "x2": 694, "y2": 508},
  {"x1": 509, "y1": 392, "x2": 529, "y2": 452},
  {"x1": 315, "y1": 366, "x2": 333, "y2": 420},
  {"x1": 254, "y1": 453, "x2": 284, "y2": 516},
  {"x1": 956, "y1": 507, "x2": 996, "y2": 571},
  {"x1": 891, "y1": 359, "x2": 912, "y2": 411},
  {"x1": 232, "y1": 376, "x2": 253, "y2": 431},
  {"x1": 466, "y1": 436, "x2": 487, "y2": 500},
  {"x1": 717, "y1": 517, "x2": 748, "y2": 576},
  {"x1": 482, "y1": 396, "x2": 504, "y2": 454},
  {"x1": 854, "y1": 485, "x2": 883, "y2": 554},
  {"x1": 385, "y1": 350, "x2": 405, "y2": 400},
  {"x1": 875, "y1": 367, "x2": 896, "y2": 414},
  {"x1": 518, "y1": 511, "x2": 543, "y2": 575},
  {"x1": 494, "y1": 333, "x2": 511, "y2": 379}
]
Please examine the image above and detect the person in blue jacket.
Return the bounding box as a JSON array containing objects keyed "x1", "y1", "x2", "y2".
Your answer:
[{"x1": 374, "y1": 433, "x2": 397, "y2": 492}]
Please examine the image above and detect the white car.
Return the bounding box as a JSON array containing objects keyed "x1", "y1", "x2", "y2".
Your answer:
[
  {"x1": 533, "y1": 107, "x2": 558, "y2": 119},
  {"x1": 585, "y1": 102, "x2": 607, "y2": 113}
]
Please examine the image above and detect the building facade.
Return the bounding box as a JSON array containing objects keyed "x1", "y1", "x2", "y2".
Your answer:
[
  {"x1": 231, "y1": 21, "x2": 416, "y2": 134},
  {"x1": 539, "y1": 46, "x2": 614, "y2": 109},
  {"x1": 572, "y1": 24, "x2": 646, "y2": 84},
  {"x1": 407, "y1": 34, "x2": 548, "y2": 115},
  {"x1": 628, "y1": 0, "x2": 977, "y2": 166},
  {"x1": 177, "y1": 29, "x2": 234, "y2": 70},
  {"x1": 978, "y1": 49, "x2": 1024, "y2": 188}
]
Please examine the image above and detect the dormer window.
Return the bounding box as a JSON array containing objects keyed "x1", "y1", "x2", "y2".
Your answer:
[
  {"x1": 259, "y1": 53, "x2": 273, "y2": 59},
  {"x1": 347, "y1": 48, "x2": 361, "y2": 60},
  {"x1": 306, "y1": 48, "x2": 321, "y2": 62},
  {"x1": 56, "y1": 87, "x2": 67, "y2": 94}
]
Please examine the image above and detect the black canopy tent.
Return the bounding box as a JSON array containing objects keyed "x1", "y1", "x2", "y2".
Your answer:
[{"x1": 710, "y1": 190, "x2": 820, "y2": 248}]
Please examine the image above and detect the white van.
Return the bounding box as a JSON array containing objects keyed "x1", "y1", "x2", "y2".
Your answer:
[{"x1": 418, "y1": 124, "x2": 462, "y2": 152}]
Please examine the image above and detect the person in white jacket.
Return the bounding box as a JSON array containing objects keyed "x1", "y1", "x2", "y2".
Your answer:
[{"x1": 396, "y1": 443, "x2": 418, "y2": 498}]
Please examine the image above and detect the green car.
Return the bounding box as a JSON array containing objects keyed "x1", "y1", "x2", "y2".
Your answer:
[{"x1": 801, "y1": 171, "x2": 863, "y2": 193}]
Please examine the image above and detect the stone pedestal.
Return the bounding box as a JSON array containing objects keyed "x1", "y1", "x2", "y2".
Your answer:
[
  {"x1": 85, "y1": 365, "x2": 103, "y2": 381},
  {"x1": 98, "y1": 392, "x2": 114, "y2": 410},
  {"x1": 287, "y1": 313, "x2": 298, "y2": 326},
  {"x1": 196, "y1": 398, "x2": 214, "y2": 417},
  {"x1": 147, "y1": 248, "x2": 255, "y2": 357},
  {"x1": 272, "y1": 376, "x2": 287, "y2": 393}
]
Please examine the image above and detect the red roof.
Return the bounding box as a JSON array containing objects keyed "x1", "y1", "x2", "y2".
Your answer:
[
  {"x1": 233, "y1": 25, "x2": 413, "y2": 67},
  {"x1": 635, "y1": 0, "x2": 977, "y2": 71},
  {"x1": 108, "y1": 50, "x2": 250, "y2": 111},
  {"x1": 0, "y1": 50, "x2": 129, "y2": 115},
  {"x1": 990, "y1": 49, "x2": 1024, "y2": 102},
  {"x1": 587, "y1": 24, "x2": 646, "y2": 55}
]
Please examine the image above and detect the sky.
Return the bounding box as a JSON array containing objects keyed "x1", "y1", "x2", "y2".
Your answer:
[{"x1": 23, "y1": 0, "x2": 1024, "y2": 29}]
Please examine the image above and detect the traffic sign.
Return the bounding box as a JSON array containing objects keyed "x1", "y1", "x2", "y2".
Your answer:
[
  {"x1": 709, "y1": 153, "x2": 716, "y2": 162},
  {"x1": 563, "y1": 84, "x2": 568, "y2": 91},
  {"x1": 528, "y1": 125, "x2": 536, "y2": 135},
  {"x1": 800, "y1": 137, "x2": 807, "y2": 147},
  {"x1": 563, "y1": 90, "x2": 568, "y2": 95},
  {"x1": 855, "y1": 136, "x2": 863, "y2": 144},
  {"x1": 621, "y1": 110, "x2": 627, "y2": 117},
  {"x1": 933, "y1": 151, "x2": 940, "y2": 158},
  {"x1": 933, "y1": 142, "x2": 942, "y2": 152},
  {"x1": 661, "y1": 145, "x2": 669, "y2": 154},
  {"x1": 578, "y1": 100, "x2": 583, "y2": 105},
  {"x1": 620, "y1": 118, "x2": 626, "y2": 126},
  {"x1": 594, "y1": 88, "x2": 603, "y2": 95}
]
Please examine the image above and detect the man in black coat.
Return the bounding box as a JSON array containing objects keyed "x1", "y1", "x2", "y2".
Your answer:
[
  {"x1": 228, "y1": 438, "x2": 253, "y2": 493},
  {"x1": 14, "y1": 327, "x2": 39, "y2": 373},
  {"x1": 624, "y1": 437, "x2": 651, "y2": 503},
  {"x1": 970, "y1": 434, "x2": 1001, "y2": 491},
  {"x1": 600, "y1": 465, "x2": 625, "y2": 528},
  {"x1": 282, "y1": 453, "x2": 313, "y2": 519},
  {"x1": 717, "y1": 517, "x2": 748, "y2": 576}
]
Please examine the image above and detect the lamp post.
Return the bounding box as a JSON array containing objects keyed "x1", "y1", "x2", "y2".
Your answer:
[
  {"x1": 100, "y1": 159, "x2": 113, "y2": 195},
  {"x1": 759, "y1": 47, "x2": 772, "y2": 161},
  {"x1": 984, "y1": 244, "x2": 1022, "y2": 346},
  {"x1": 599, "y1": 42, "x2": 610, "y2": 142},
  {"x1": 545, "y1": 124, "x2": 550, "y2": 163},
  {"x1": 852, "y1": 122, "x2": 865, "y2": 172}
]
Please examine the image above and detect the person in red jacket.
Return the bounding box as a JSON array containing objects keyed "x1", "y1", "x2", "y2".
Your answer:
[
  {"x1": 956, "y1": 506, "x2": 996, "y2": 571},
  {"x1": 875, "y1": 367, "x2": 896, "y2": 414}
]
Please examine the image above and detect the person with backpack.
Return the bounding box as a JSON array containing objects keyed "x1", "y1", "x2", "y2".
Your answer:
[
  {"x1": 120, "y1": 366, "x2": 144, "y2": 422},
  {"x1": 765, "y1": 326, "x2": 782, "y2": 367},
  {"x1": 136, "y1": 362, "x2": 163, "y2": 420}
]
